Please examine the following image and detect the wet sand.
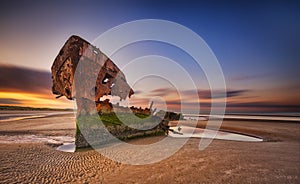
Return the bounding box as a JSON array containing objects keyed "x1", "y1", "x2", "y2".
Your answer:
[{"x1": 0, "y1": 112, "x2": 299, "y2": 183}]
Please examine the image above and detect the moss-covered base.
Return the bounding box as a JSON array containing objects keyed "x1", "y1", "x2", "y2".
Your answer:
[
  {"x1": 75, "y1": 112, "x2": 165, "y2": 149},
  {"x1": 74, "y1": 110, "x2": 183, "y2": 149}
]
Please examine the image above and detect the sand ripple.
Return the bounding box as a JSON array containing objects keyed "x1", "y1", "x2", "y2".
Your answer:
[{"x1": 0, "y1": 143, "x2": 121, "y2": 183}]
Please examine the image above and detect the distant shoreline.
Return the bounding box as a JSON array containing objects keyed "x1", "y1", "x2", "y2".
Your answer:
[
  {"x1": 0, "y1": 111, "x2": 74, "y2": 122},
  {"x1": 184, "y1": 114, "x2": 300, "y2": 122},
  {"x1": 0, "y1": 105, "x2": 73, "y2": 111}
]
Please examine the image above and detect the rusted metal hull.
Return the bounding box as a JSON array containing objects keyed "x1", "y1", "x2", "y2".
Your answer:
[
  {"x1": 51, "y1": 35, "x2": 134, "y2": 148},
  {"x1": 51, "y1": 35, "x2": 134, "y2": 104}
]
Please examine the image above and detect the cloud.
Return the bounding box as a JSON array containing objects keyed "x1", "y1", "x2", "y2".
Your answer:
[
  {"x1": 128, "y1": 89, "x2": 299, "y2": 113},
  {"x1": 136, "y1": 88, "x2": 249, "y2": 102},
  {"x1": 181, "y1": 89, "x2": 210, "y2": 99},
  {"x1": 164, "y1": 100, "x2": 300, "y2": 113},
  {"x1": 226, "y1": 102, "x2": 300, "y2": 109},
  {"x1": 182, "y1": 89, "x2": 249, "y2": 99},
  {"x1": 226, "y1": 90, "x2": 249, "y2": 98},
  {"x1": 148, "y1": 88, "x2": 177, "y2": 96},
  {"x1": 0, "y1": 64, "x2": 51, "y2": 94},
  {"x1": 0, "y1": 98, "x2": 22, "y2": 105},
  {"x1": 132, "y1": 90, "x2": 143, "y2": 95}
]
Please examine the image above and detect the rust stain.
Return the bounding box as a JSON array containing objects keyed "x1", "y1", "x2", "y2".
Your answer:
[{"x1": 51, "y1": 35, "x2": 134, "y2": 114}]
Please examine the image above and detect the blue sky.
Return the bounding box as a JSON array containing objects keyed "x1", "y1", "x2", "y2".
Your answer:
[{"x1": 0, "y1": 0, "x2": 299, "y2": 113}]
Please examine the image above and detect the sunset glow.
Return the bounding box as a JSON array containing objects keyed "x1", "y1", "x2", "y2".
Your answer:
[
  {"x1": 0, "y1": 1, "x2": 299, "y2": 113},
  {"x1": 0, "y1": 91, "x2": 73, "y2": 109}
]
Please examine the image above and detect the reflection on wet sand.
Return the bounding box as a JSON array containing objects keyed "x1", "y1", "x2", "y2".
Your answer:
[{"x1": 169, "y1": 126, "x2": 263, "y2": 142}]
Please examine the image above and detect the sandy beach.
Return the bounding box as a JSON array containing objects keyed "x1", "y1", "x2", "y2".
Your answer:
[{"x1": 0, "y1": 112, "x2": 299, "y2": 183}]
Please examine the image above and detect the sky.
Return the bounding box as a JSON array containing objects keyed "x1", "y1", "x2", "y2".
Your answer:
[{"x1": 0, "y1": 0, "x2": 299, "y2": 113}]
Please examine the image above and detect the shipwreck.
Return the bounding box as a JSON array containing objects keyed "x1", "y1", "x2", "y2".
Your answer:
[{"x1": 51, "y1": 35, "x2": 181, "y2": 148}]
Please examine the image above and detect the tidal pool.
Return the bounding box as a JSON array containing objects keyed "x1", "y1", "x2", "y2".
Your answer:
[
  {"x1": 57, "y1": 143, "x2": 76, "y2": 152},
  {"x1": 169, "y1": 126, "x2": 263, "y2": 142}
]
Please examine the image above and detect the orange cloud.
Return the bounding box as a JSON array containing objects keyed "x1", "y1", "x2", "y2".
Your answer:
[
  {"x1": 0, "y1": 64, "x2": 73, "y2": 109},
  {"x1": 0, "y1": 91, "x2": 73, "y2": 109}
]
